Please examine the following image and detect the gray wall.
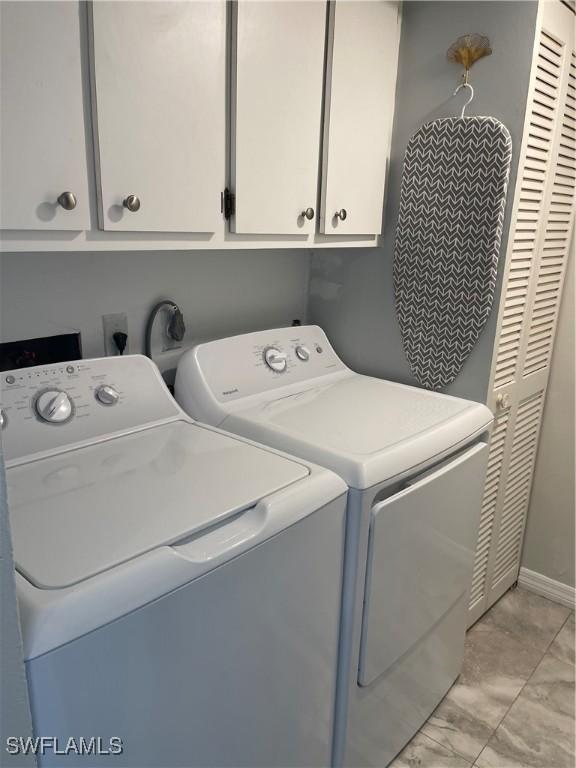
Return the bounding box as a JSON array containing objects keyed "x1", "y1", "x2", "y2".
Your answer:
[
  {"x1": 522, "y1": 245, "x2": 575, "y2": 588},
  {"x1": 0, "y1": 441, "x2": 34, "y2": 766},
  {"x1": 308, "y1": 0, "x2": 539, "y2": 403},
  {"x1": 0, "y1": 249, "x2": 310, "y2": 376}
]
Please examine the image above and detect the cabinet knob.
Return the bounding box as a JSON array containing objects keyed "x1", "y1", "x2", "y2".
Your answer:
[
  {"x1": 301, "y1": 207, "x2": 315, "y2": 221},
  {"x1": 123, "y1": 195, "x2": 141, "y2": 212},
  {"x1": 335, "y1": 208, "x2": 347, "y2": 221},
  {"x1": 57, "y1": 191, "x2": 77, "y2": 210}
]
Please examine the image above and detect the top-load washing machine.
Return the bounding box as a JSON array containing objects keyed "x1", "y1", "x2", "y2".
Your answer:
[
  {"x1": 1, "y1": 354, "x2": 347, "y2": 767},
  {"x1": 175, "y1": 325, "x2": 494, "y2": 768}
]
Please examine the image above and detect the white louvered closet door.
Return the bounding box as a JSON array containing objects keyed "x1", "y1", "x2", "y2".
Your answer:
[{"x1": 469, "y1": 0, "x2": 575, "y2": 626}]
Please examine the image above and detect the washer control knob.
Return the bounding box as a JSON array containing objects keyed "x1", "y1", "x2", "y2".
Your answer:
[
  {"x1": 96, "y1": 384, "x2": 120, "y2": 406},
  {"x1": 264, "y1": 347, "x2": 288, "y2": 373},
  {"x1": 295, "y1": 345, "x2": 310, "y2": 361},
  {"x1": 0, "y1": 409, "x2": 7, "y2": 430},
  {"x1": 35, "y1": 390, "x2": 73, "y2": 424}
]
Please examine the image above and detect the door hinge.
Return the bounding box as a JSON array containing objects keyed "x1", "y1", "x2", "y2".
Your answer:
[{"x1": 222, "y1": 188, "x2": 236, "y2": 220}]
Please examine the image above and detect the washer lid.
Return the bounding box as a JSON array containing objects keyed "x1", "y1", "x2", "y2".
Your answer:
[
  {"x1": 7, "y1": 421, "x2": 308, "y2": 589},
  {"x1": 225, "y1": 375, "x2": 493, "y2": 489}
]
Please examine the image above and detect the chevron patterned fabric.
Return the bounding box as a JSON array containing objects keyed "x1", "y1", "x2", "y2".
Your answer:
[{"x1": 394, "y1": 116, "x2": 512, "y2": 390}]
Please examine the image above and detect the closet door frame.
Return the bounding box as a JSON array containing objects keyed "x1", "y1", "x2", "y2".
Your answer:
[{"x1": 469, "y1": 0, "x2": 576, "y2": 626}]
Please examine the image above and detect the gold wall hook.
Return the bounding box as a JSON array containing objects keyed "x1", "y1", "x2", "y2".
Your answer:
[{"x1": 447, "y1": 34, "x2": 492, "y2": 82}]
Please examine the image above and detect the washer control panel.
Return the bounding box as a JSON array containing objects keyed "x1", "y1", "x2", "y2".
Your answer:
[
  {"x1": 188, "y1": 325, "x2": 347, "y2": 404},
  {"x1": 1, "y1": 355, "x2": 180, "y2": 464}
]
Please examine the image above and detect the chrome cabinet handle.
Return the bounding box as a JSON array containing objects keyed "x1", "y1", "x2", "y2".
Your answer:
[
  {"x1": 123, "y1": 195, "x2": 141, "y2": 212},
  {"x1": 335, "y1": 208, "x2": 347, "y2": 221},
  {"x1": 301, "y1": 207, "x2": 315, "y2": 221},
  {"x1": 57, "y1": 191, "x2": 77, "y2": 210}
]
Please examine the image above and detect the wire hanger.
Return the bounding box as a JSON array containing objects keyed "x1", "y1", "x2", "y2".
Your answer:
[{"x1": 453, "y1": 78, "x2": 475, "y2": 118}]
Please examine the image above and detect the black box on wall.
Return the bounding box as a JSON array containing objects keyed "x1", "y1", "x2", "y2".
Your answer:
[{"x1": 0, "y1": 333, "x2": 82, "y2": 372}]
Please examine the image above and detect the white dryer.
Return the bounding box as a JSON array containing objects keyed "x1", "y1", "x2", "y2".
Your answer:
[
  {"x1": 1, "y1": 354, "x2": 347, "y2": 767},
  {"x1": 175, "y1": 325, "x2": 494, "y2": 768}
]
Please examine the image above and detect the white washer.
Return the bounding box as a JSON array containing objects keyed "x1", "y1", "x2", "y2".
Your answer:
[
  {"x1": 175, "y1": 325, "x2": 494, "y2": 768},
  {"x1": 2, "y1": 354, "x2": 347, "y2": 767}
]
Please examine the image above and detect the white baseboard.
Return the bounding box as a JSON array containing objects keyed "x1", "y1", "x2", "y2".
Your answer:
[{"x1": 518, "y1": 567, "x2": 576, "y2": 609}]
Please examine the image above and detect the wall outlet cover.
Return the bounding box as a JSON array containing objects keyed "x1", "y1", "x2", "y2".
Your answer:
[{"x1": 102, "y1": 313, "x2": 129, "y2": 356}]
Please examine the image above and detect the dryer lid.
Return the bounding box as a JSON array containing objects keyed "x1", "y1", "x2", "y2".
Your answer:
[
  {"x1": 7, "y1": 421, "x2": 308, "y2": 589},
  {"x1": 226, "y1": 376, "x2": 493, "y2": 489}
]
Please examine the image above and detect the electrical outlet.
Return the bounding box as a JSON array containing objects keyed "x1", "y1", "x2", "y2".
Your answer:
[{"x1": 102, "y1": 313, "x2": 129, "y2": 356}]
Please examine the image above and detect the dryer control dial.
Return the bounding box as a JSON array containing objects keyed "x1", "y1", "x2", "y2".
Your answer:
[
  {"x1": 35, "y1": 390, "x2": 73, "y2": 424},
  {"x1": 95, "y1": 384, "x2": 120, "y2": 406},
  {"x1": 264, "y1": 347, "x2": 288, "y2": 373},
  {"x1": 295, "y1": 345, "x2": 310, "y2": 361}
]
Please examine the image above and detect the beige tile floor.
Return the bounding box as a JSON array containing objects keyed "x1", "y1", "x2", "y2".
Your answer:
[{"x1": 390, "y1": 587, "x2": 575, "y2": 768}]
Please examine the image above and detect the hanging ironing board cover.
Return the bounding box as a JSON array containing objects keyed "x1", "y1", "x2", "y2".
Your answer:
[{"x1": 394, "y1": 116, "x2": 512, "y2": 390}]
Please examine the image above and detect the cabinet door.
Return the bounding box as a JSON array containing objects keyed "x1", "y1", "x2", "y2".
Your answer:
[
  {"x1": 320, "y1": 1, "x2": 400, "y2": 235},
  {"x1": 231, "y1": 1, "x2": 326, "y2": 235},
  {"x1": 90, "y1": 1, "x2": 225, "y2": 233},
  {"x1": 0, "y1": 2, "x2": 90, "y2": 231}
]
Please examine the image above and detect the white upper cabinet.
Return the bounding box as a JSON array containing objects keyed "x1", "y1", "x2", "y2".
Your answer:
[
  {"x1": 0, "y1": 1, "x2": 90, "y2": 231},
  {"x1": 230, "y1": 1, "x2": 327, "y2": 235},
  {"x1": 320, "y1": 1, "x2": 401, "y2": 235},
  {"x1": 89, "y1": 1, "x2": 226, "y2": 233},
  {"x1": 0, "y1": 0, "x2": 401, "y2": 248}
]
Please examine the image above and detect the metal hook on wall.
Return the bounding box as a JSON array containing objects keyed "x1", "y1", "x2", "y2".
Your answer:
[{"x1": 447, "y1": 33, "x2": 491, "y2": 118}]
